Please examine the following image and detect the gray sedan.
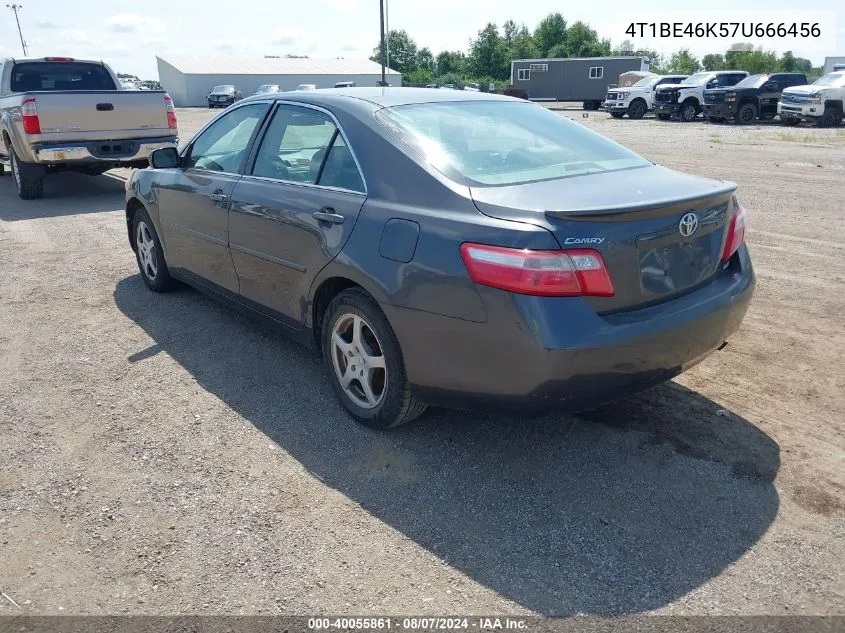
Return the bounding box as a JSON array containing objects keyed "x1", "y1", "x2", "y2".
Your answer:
[{"x1": 125, "y1": 88, "x2": 754, "y2": 428}]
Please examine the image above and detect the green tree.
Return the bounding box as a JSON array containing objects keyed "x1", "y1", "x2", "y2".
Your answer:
[
  {"x1": 502, "y1": 20, "x2": 519, "y2": 48},
  {"x1": 534, "y1": 12, "x2": 567, "y2": 57},
  {"x1": 701, "y1": 53, "x2": 725, "y2": 71},
  {"x1": 468, "y1": 23, "x2": 509, "y2": 80},
  {"x1": 724, "y1": 46, "x2": 779, "y2": 74},
  {"x1": 435, "y1": 50, "x2": 467, "y2": 77},
  {"x1": 371, "y1": 29, "x2": 419, "y2": 75},
  {"x1": 509, "y1": 24, "x2": 539, "y2": 61},
  {"x1": 404, "y1": 68, "x2": 433, "y2": 84},
  {"x1": 666, "y1": 49, "x2": 701, "y2": 74},
  {"x1": 564, "y1": 21, "x2": 610, "y2": 57},
  {"x1": 416, "y1": 47, "x2": 435, "y2": 74}
]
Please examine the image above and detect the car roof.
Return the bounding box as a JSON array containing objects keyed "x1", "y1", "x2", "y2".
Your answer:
[{"x1": 250, "y1": 87, "x2": 517, "y2": 108}]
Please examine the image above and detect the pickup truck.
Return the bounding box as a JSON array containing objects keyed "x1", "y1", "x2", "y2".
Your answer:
[
  {"x1": 0, "y1": 56, "x2": 178, "y2": 199},
  {"x1": 603, "y1": 74, "x2": 688, "y2": 119},
  {"x1": 653, "y1": 71, "x2": 749, "y2": 122},
  {"x1": 778, "y1": 71, "x2": 845, "y2": 127},
  {"x1": 703, "y1": 72, "x2": 808, "y2": 124}
]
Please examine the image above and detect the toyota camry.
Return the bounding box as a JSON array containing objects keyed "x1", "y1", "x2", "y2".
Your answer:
[{"x1": 125, "y1": 88, "x2": 754, "y2": 428}]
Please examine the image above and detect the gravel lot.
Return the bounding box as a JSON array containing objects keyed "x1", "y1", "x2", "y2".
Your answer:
[{"x1": 1, "y1": 105, "x2": 843, "y2": 616}]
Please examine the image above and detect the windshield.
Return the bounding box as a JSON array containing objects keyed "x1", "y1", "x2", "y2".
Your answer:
[
  {"x1": 11, "y1": 61, "x2": 117, "y2": 91},
  {"x1": 813, "y1": 72, "x2": 845, "y2": 87},
  {"x1": 376, "y1": 101, "x2": 650, "y2": 187},
  {"x1": 631, "y1": 76, "x2": 660, "y2": 89},
  {"x1": 680, "y1": 73, "x2": 713, "y2": 86},
  {"x1": 212, "y1": 85, "x2": 234, "y2": 93},
  {"x1": 733, "y1": 74, "x2": 767, "y2": 89}
]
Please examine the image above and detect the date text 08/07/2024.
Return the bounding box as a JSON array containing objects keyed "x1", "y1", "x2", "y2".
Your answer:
[
  {"x1": 625, "y1": 22, "x2": 821, "y2": 38},
  {"x1": 307, "y1": 617, "x2": 529, "y2": 630}
]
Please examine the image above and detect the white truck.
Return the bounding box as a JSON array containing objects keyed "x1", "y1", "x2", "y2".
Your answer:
[
  {"x1": 653, "y1": 71, "x2": 749, "y2": 122},
  {"x1": 0, "y1": 57, "x2": 178, "y2": 199},
  {"x1": 778, "y1": 71, "x2": 845, "y2": 127},
  {"x1": 603, "y1": 74, "x2": 689, "y2": 119}
]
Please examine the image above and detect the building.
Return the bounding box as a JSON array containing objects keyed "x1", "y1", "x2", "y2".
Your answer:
[
  {"x1": 823, "y1": 56, "x2": 845, "y2": 73},
  {"x1": 510, "y1": 56, "x2": 651, "y2": 108},
  {"x1": 157, "y1": 56, "x2": 402, "y2": 107}
]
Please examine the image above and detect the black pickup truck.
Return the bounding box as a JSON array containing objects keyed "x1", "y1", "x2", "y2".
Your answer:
[{"x1": 703, "y1": 73, "x2": 808, "y2": 124}]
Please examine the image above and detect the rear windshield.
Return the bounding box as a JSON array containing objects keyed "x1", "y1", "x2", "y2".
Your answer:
[
  {"x1": 375, "y1": 101, "x2": 650, "y2": 186},
  {"x1": 11, "y1": 62, "x2": 116, "y2": 92}
]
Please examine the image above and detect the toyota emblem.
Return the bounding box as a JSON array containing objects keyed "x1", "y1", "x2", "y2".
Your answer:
[{"x1": 678, "y1": 212, "x2": 699, "y2": 238}]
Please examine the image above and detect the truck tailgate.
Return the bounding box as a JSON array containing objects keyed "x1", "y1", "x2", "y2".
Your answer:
[{"x1": 30, "y1": 90, "x2": 171, "y2": 142}]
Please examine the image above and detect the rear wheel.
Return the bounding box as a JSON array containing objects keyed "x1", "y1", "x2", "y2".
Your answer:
[
  {"x1": 610, "y1": 112, "x2": 625, "y2": 119},
  {"x1": 736, "y1": 102, "x2": 758, "y2": 125},
  {"x1": 818, "y1": 106, "x2": 843, "y2": 128},
  {"x1": 322, "y1": 288, "x2": 426, "y2": 429},
  {"x1": 10, "y1": 150, "x2": 44, "y2": 200},
  {"x1": 627, "y1": 99, "x2": 647, "y2": 120},
  {"x1": 679, "y1": 102, "x2": 698, "y2": 122}
]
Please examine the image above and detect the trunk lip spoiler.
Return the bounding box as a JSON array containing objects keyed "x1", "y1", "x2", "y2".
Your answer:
[{"x1": 544, "y1": 183, "x2": 737, "y2": 221}]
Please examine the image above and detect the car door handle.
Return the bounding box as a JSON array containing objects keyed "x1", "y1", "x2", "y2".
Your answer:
[
  {"x1": 312, "y1": 209, "x2": 344, "y2": 225},
  {"x1": 209, "y1": 192, "x2": 228, "y2": 203}
]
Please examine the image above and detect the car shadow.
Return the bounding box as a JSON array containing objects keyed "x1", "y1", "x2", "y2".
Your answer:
[
  {"x1": 113, "y1": 276, "x2": 780, "y2": 616},
  {"x1": 0, "y1": 171, "x2": 127, "y2": 221}
]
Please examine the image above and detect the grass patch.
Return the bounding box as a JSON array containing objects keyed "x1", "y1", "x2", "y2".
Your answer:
[
  {"x1": 709, "y1": 135, "x2": 723, "y2": 144},
  {"x1": 774, "y1": 131, "x2": 816, "y2": 143}
]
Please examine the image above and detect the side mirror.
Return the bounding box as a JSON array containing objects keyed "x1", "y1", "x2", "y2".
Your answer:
[
  {"x1": 149, "y1": 147, "x2": 180, "y2": 169},
  {"x1": 763, "y1": 82, "x2": 777, "y2": 91}
]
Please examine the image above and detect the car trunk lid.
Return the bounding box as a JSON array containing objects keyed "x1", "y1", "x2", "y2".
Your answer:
[{"x1": 469, "y1": 165, "x2": 737, "y2": 313}]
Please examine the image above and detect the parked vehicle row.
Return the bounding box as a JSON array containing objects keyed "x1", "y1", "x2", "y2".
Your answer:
[
  {"x1": 605, "y1": 69, "x2": 844, "y2": 127},
  {"x1": 0, "y1": 56, "x2": 178, "y2": 199}
]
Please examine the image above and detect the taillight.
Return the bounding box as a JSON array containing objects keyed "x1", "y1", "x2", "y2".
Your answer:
[
  {"x1": 722, "y1": 202, "x2": 747, "y2": 262},
  {"x1": 21, "y1": 98, "x2": 41, "y2": 135},
  {"x1": 460, "y1": 243, "x2": 614, "y2": 297},
  {"x1": 164, "y1": 94, "x2": 177, "y2": 130},
  {"x1": 44, "y1": 57, "x2": 75, "y2": 62}
]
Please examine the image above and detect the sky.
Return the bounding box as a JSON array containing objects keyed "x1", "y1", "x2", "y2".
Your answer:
[{"x1": 0, "y1": 0, "x2": 842, "y2": 79}]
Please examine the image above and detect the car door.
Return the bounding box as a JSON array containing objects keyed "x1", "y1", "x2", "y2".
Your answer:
[
  {"x1": 155, "y1": 102, "x2": 270, "y2": 293},
  {"x1": 228, "y1": 103, "x2": 367, "y2": 326},
  {"x1": 759, "y1": 75, "x2": 784, "y2": 116}
]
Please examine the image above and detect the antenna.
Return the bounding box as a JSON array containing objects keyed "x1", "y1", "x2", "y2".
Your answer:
[{"x1": 6, "y1": 4, "x2": 28, "y2": 56}]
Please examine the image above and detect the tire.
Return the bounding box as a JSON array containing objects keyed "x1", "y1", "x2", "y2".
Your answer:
[
  {"x1": 10, "y1": 150, "x2": 44, "y2": 200},
  {"x1": 679, "y1": 102, "x2": 698, "y2": 122},
  {"x1": 627, "y1": 99, "x2": 647, "y2": 120},
  {"x1": 780, "y1": 117, "x2": 800, "y2": 126},
  {"x1": 736, "y1": 102, "x2": 757, "y2": 125},
  {"x1": 0, "y1": 161, "x2": 4, "y2": 176},
  {"x1": 656, "y1": 113, "x2": 672, "y2": 121},
  {"x1": 610, "y1": 112, "x2": 624, "y2": 119},
  {"x1": 818, "y1": 107, "x2": 843, "y2": 128},
  {"x1": 321, "y1": 288, "x2": 427, "y2": 429},
  {"x1": 132, "y1": 208, "x2": 173, "y2": 292}
]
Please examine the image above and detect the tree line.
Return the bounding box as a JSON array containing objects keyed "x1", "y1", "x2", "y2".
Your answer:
[{"x1": 370, "y1": 13, "x2": 824, "y2": 87}]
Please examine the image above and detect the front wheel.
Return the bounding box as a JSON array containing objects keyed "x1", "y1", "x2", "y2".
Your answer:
[
  {"x1": 679, "y1": 102, "x2": 698, "y2": 122},
  {"x1": 322, "y1": 289, "x2": 426, "y2": 429},
  {"x1": 818, "y1": 107, "x2": 843, "y2": 128},
  {"x1": 736, "y1": 103, "x2": 758, "y2": 125},
  {"x1": 132, "y1": 208, "x2": 173, "y2": 292},
  {"x1": 627, "y1": 99, "x2": 647, "y2": 120}
]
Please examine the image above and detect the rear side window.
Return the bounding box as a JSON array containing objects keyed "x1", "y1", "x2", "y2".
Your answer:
[{"x1": 11, "y1": 62, "x2": 117, "y2": 92}]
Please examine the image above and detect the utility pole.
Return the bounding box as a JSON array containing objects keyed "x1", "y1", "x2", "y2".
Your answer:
[
  {"x1": 378, "y1": 0, "x2": 386, "y2": 86},
  {"x1": 6, "y1": 4, "x2": 28, "y2": 56}
]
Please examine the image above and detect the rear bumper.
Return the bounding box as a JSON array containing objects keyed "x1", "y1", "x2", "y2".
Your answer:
[
  {"x1": 702, "y1": 103, "x2": 736, "y2": 119},
  {"x1": 31, "y1": 137, "x2": 177, "y2": 165},
  {"x1": 387, "y1": 247, "x2": 755, "y2": 413}
]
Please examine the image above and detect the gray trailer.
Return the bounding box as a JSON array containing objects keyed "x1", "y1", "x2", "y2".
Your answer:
[{"x1": 511, "y1": 56, "x2": 651, "y2": 109}]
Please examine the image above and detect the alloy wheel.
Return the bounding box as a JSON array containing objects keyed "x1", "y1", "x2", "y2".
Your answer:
[
  {"x1": 330, "y1": 313, "x2": 387, "y2": 409},
  {"x1": 136, "y1": 220, "x2": 158, "y2": 281}
]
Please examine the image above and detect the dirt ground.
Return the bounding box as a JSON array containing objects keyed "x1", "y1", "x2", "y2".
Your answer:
[{"x1": 0, "y1": 106, "x2": 843, "y2": 616}]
